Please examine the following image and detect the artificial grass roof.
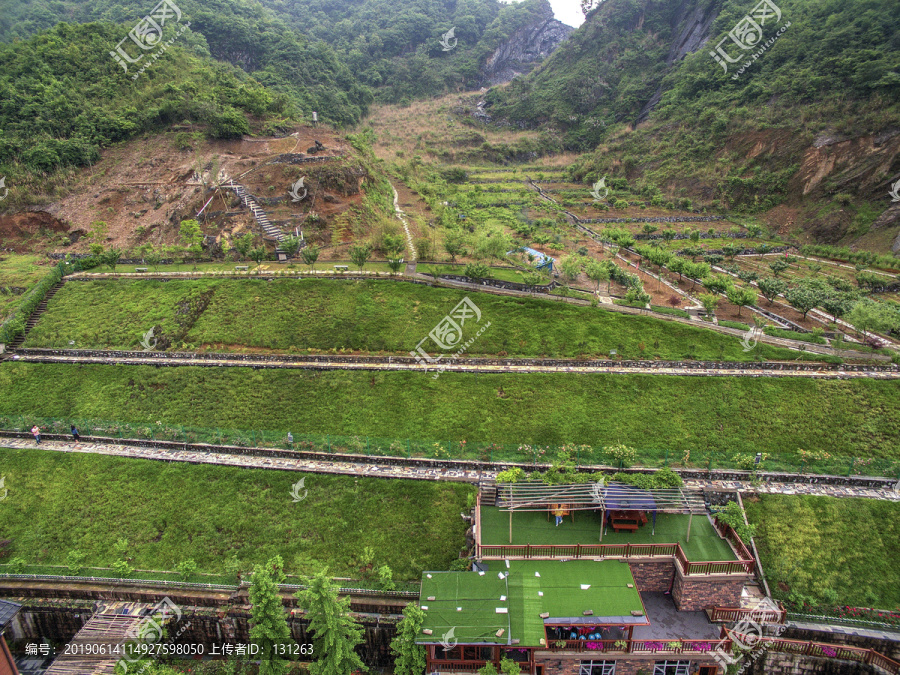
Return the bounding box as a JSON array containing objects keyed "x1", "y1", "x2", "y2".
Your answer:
[
  {"x1": 417, "y1": 561, "x2": 644, "y2": 646},
  {"x1": 480, "y1": 506, "x2": 737, "y2": 562}
]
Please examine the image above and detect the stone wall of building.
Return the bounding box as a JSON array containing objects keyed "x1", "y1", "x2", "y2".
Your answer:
[
  {"x1": 629, "y1": 561, "x2": 675, "y2": 593},
  {"x1": 672, "y1": 574, "x2": 745, "y2": 611}
]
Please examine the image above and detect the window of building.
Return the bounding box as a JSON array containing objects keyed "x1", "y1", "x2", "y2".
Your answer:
[
  {"x1": 579, "y1": 660, "x2": 616, "y2": 675},
  {"x1": 653, "y1": 661, "x2": 691, "y2": 675},
  {"x1": 434, "y1": 645, "x2": 460, "y2": 660}
]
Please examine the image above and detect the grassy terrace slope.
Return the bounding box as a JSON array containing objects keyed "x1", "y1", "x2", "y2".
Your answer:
[
  {"x1": 0, "y1": 447, "x2": 471, "y2": 581},
  {"x1": 27, "y1": 278, "x2": 805, "y2": 362},
  {"x1": 745, "y1": 495, "x2": 900, "y2": 609},
  {"x1": 0, "y1": 363, "x2": 897, "y2": 461}
]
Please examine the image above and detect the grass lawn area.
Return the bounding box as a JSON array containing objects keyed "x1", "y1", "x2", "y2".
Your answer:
[
  {"x1": 0, "y1": 447, "x2": 472, "y2": 581},
  {"x1": 744, "y1": 494, "x2": 900, "y2": 609},
  {"x1": 0, "y1": 363, "x2": 897, "y2": 467},
  {"x1": 0, "y1": 254, "x2": 55, "y2": 321},
  {"x1": 27, "y1": 278, "x2": 808, "y2": 362},
  {"x1": 479, "y1": 507, "x2": 736, "y2": 562}
]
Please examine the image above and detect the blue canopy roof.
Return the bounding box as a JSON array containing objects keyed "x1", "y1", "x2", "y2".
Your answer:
[{"x1": 602, "y1": 484, "x2": 657, "y2": 512}]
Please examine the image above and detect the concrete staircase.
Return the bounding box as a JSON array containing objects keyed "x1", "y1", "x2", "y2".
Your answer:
[
  {"x1": 223, "y1": 180, "x2": 286, "y2": 255},
  {"x1": 7, "y1": 281, "x2": 63, "y2": 350}
]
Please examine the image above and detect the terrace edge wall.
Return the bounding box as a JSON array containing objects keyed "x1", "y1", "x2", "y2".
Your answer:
[
  {"x1": 629, "y1": 561, "x2": 675, "y2": 593},
  {"x1": 673, "y1": 571, "x2": 746, "y2": 612}
]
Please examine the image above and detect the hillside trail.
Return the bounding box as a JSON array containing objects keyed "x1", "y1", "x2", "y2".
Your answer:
[
  {"x1": 389, "y1": 178, "x2": 434, "y2": 272},
  {"x1": 1, "y1": 435, "x2": 898, "y2": 501}
]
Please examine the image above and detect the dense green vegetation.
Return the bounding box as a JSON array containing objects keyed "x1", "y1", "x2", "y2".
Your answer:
[
  {"x1": 745, "y1": 494, "x2": 900, "y2": 610},
  {"x1": 0, "y1": 0, "x2": 554, "y2": 118},
  {"x1": 0, "y1": 22, "x2": 303, "y2": 188},
  {"x1": 26, "y1": 278, "x2": 814, "y2": 361},
  {"x1": 0, "y1": 362, "x2": 897, "y2": 462},
  {"x1": 490, "y1": 0, "x2": 899, "y2": 145},
  {"x1": 0, "y1": 446, "x2": 471, "y2": 580}
]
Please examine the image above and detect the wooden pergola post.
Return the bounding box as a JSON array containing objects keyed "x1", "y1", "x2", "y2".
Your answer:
[
  {"x1": 599, "y1": 506, "x2": 605, "y2": 542},
  {"x1": 509, "y1": 509, "x2": 513, "y2": 544}
]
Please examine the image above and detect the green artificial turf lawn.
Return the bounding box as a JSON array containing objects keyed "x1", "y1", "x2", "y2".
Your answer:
[
  {"x1": 0, "y1": 447, "x2": 473, "y2": 581},
  {"x1": 479, "y1": 507, "x2": 736, "y2": 562},
  {"x1": 0, "y1": 362, "x2": 897, "y2": 461},
  {"x1": 744, "y1": 494, "x2": 900, "y2": 609},
  {"x1": 25, "y1": 277, "x2": 808, "y2": 362},
  {"x1": 418, "y1": 561, "x2": 642, "y2": 646},
  {"x1": 419, "y1": 572, "x2": 510, "y2": 643}
]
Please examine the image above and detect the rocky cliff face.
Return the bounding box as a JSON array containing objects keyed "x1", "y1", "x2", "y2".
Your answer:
[{"x1": 480, "y1": 0, "x2": 573, "y2": 86}]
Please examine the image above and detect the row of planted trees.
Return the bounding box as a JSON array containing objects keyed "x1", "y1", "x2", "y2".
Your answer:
[{"x1": 244, "y1": 556, "x2": 464, "y2": 675}]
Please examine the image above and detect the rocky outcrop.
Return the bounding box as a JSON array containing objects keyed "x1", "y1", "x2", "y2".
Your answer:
[
  {"x1": 480, "y1": 0, "x2": 573, "y2": 86},
  {"x1": 636, "y1": 0, "x2": 724, "y2": 123}
]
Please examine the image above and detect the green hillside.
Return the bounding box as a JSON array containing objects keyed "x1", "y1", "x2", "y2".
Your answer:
[{"x1": 483, "y1": 0, "x2": 900, "y2": 250}]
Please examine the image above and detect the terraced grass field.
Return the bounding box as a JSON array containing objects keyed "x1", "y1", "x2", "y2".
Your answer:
[
  {"x1": 26, "y1": 278, "x2": 808, "y2": 361},
  {"x1": 745, "y1": 494, "x2": 900, "y2": 609},
  {"x1": 0, "y1": 362, "x2": 897, "y2": 463},
  {"x1": 0, "y1": 446, "x2": 472, "y2": 580}
]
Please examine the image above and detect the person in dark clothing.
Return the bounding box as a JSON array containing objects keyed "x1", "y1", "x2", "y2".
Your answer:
[{"x1": 71, "y1": 425, "x2": 80, "y2": 442}]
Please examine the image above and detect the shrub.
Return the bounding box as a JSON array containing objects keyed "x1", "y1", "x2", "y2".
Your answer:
[
  {"x1": 66, "y1": 549, "x2": 87, "y2": 575},
  {"x1": 603, "y1": 444, "x2": 637, "y2": 467},
  {"x1": 112, "y1": 559, "x2": 134, "y2": 578},
  {"x1": 174, "y1": 558, "x2": 198, "y2": 580},
  {"x1": 496, "y1": 467, "x2": 525, "y2": 483}
]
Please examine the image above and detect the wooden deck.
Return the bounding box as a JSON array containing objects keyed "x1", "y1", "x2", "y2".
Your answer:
[{"x1": 45, "y1": 603, "x2": 151, "y2": 675}]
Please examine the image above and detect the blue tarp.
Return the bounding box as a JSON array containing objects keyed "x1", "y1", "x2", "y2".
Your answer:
[{"x1": 602, "y1": 483, "x2": 657, "y2": 513}]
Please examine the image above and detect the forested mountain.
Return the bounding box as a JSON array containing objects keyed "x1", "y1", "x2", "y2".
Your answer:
[
  {"x1": 0, "y1": 21, "x2": 296, "y2": 182},
  {"x1": 0, "y1": 0, "x2": 565, "y2": 104},
  {"x1": 483, "y1": 0, "x2": 900, "y2": 250}
]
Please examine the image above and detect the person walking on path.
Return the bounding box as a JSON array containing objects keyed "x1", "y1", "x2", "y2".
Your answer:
[
  {"x1": 31, "y1": 425, "x2": 41, "y2": 443},
  {"x1": 71, "y1": 425, "x2": 80, "y2": 442}
]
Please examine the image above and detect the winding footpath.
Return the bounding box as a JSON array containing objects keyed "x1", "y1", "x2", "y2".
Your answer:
[
  {"x1": 2, "y1": 436, "x2": 898, "y2": 501},
  {"x1": 390, "y1": 183, "x2": 417, "y2": 264}
]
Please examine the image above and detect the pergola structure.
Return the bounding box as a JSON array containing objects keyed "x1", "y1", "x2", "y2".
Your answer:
[{"x1": 495, "y1": 481, "x2": 709, "y2": 543}]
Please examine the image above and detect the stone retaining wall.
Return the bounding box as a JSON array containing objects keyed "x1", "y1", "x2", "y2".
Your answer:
[
  {"x1": 673, "y1": 573, "x2": 745, "y2": 611},
  {"x1": 746, "y1": 652, "x2": 881, "y2": 675},
  {"x1": 629, "y1": 561, "x2": 675, "y2": 593},
  {"x1": 439, "y1": 274, "x2": 558, "y2": 293}
]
